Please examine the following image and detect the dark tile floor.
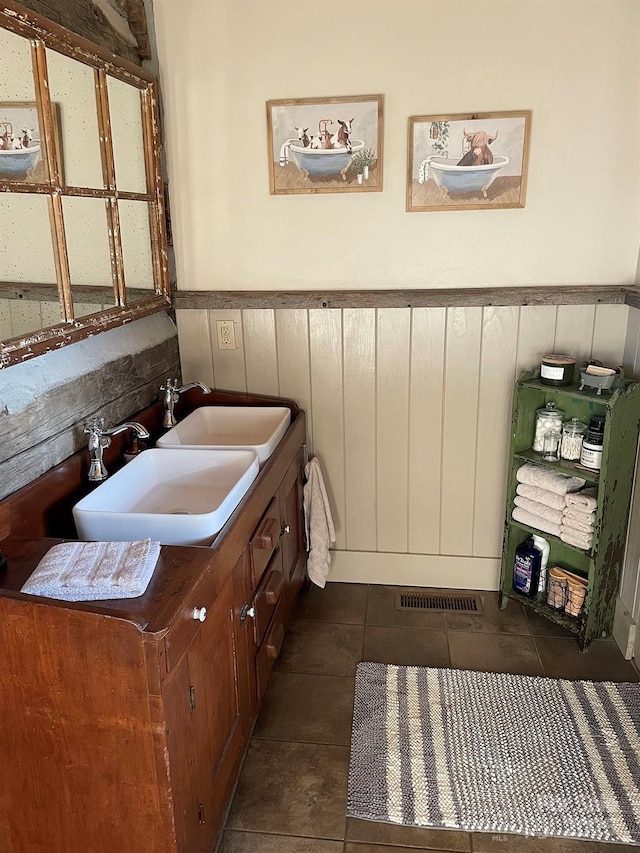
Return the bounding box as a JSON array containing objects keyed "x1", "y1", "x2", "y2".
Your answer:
[{"x1": 219, "y1": 583, "x2": 639, "y2": 853}]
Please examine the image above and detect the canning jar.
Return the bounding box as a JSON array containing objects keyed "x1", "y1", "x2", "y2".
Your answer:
[
  {"x1": 533, "y1": 401, "x2": 564, "y2": 452},
  {"x1": 560, "y1": 418, "x2": 587, "y2": 461}
]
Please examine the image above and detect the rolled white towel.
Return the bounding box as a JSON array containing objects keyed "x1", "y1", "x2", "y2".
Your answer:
[
  {"x1": 560, "y1": 527, "x2": 593, "y2": 551},
  {"x1": 21, "y1": 539, "x2": 161, "y2": 601},
  {"x1": 516, "y1": 463, "x2": 585, "y2": 496},
  {"x1": 516, "y1": 483, "x2": 567, "y2": 511},
  {"x1": 561, "y1": 513, "x2": 595, "y2": 534},
  {"x1": 514, "y1": 496, "x2": 564, "y2": 526},
  {"x1": 565, "y1": 487, "x2": 598, "y2": 513},
  {"x1": 512, "y1": 507, "x2": 562, "y2": 539}
]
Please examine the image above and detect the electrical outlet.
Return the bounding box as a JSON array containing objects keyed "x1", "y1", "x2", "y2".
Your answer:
[{"x1": 216, "y1": 320, "x2": 236, "y2": 350}]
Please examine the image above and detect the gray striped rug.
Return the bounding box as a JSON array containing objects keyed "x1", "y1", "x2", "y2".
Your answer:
[{"x1": 347, "y1": 662, "x2": 640, "y2": 844}]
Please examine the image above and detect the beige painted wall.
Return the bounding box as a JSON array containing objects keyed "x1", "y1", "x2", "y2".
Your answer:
[{"x1": 154, "y1": 0, "x2": 640, "y2": 291}]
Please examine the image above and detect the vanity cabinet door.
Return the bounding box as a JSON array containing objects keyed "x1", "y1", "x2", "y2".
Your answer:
[
  {"x1": 279, "y1": 447, "x2": 306, "y2": 620},
  {"x1": 164, "y1": 555, "x2": 252, "y2": 852}
]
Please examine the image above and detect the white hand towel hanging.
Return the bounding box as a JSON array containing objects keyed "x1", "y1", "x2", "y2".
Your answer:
[{"x1": 303, "y1": 456, "x2": 336, "y2": 589}]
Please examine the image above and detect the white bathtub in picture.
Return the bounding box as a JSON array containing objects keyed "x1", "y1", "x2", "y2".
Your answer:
[
  {"x1": 422, "y1": 155, "x2": 509, "y2": 197},
  {"x1": 280, "y1": 138, "x2": 364, "y2": 178},
  {"x1": 0, "y1": 144, "x2": 41, "y2": 176}
]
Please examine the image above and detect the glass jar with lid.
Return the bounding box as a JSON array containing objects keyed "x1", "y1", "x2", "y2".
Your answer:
[
  {"x1": 533, "y1": 401, "x2": 564, "y2": 452},
  {"x1": 560, "y1": 418, "x2": 587, "y2": 460}
]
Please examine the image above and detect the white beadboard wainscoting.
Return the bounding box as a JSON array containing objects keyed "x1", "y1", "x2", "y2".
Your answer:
[{"x1": 176, "y1": 302, "x2": 632, "y2": 591}]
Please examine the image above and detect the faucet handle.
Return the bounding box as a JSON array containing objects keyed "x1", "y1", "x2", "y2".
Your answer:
[
  {"x1": 160, "y1": 377, "x2": 179, "y2": 393},
  {"x1": 84, "y1": 416, "x2": 105, "y2": 435}
]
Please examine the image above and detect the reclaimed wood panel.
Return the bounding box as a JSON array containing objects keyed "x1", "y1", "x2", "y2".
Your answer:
[
  {"x1": 309, "y1": 309, "x2": 345, "y2": 550},
  {"x1": 0, "y1": 316, "x2": 179, "y2": 501},
  {"x1": 274, "y1": 309, "x2": 313, "y2": 452},
  {"x1": 343, "y1": 308, "x2": 377, "y2": 551},
  {"x1": 408, "y1": 307, "x2": 446, "y2": 555},
  {"x1": 473, "y1": 306, "x2": 519, "y2": 558},
  {"x1": 377, "y1": 309, "x2": 411, "y2": 554},
  {"x1": 440, "y1": 307, "x2": 482, "y2": 556},
  {"x1": 243, "y1": 309, "x2": 279, "y2": 396},
  {"x1": 172, "y1": 284, "x2": 631, "y2": 311}
]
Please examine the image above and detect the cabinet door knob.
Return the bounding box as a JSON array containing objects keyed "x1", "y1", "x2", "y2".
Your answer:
[
  {"x1": 240, "y1": 603, "x2": 255, "y2": 622},
  {"x1": 280, "y1": 523, "x2": 291, "y2": 536},
  {"x1": 192, "y1": 606, "x2": 207, "y2": 622}
]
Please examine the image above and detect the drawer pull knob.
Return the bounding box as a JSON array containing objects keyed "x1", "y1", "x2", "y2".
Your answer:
[
  {"x1": 192, "y1": 607, "x2": 207, "y2": 622},
  {"x1": 254, "y1": 517, "x2": 279, "y2": 550},
  {"x1": 240, "y1": 603, "x2": 255, "y2": 622},
  {"x1": 265, "y1": 571, "x2": 285, "y2": 605},
  {"x1": 266, "y1": 622, "x2": 285, "y2": 659},
  {"x1": 281, "y1": 523, "x2": 291, "y2": 536}
]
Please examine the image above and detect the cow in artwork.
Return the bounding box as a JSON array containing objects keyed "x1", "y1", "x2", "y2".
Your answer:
[{"x1": 457, "y1": 129, "x2": 498, "y2": 166}]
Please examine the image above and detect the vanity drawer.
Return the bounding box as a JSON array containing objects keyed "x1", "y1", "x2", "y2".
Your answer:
[
  {"x1": 250, "y1": 497, "x2": 282, "y2": 589},
  {"x1": 163, "y1": 570, "x2": 218, "y2": 672},
  {"x1": 253, "y1": 556, "x2": 285, "y2": 648},
  {"x1": 255, "y1": 600, "x2": 285, "y2": 701}
]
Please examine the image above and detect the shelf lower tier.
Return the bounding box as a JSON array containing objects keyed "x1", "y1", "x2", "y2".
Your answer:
[
  {"x1": 508, "y1": 518, "x2": 592, "y2": 559},
  {"x1": 501, "y1": 588, "x2": 582, "y2": 635}
]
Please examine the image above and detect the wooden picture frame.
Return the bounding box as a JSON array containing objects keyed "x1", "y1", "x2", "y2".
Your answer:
[
  {"x1": 0, "y1": 101, "x2": 63, "y2": 184},
  {"x1": 407, "y1": 110, "x2": 531, "y2": 212},
  {"x1": 267, "y1": 94, "x2": 383, "y2": 195}
]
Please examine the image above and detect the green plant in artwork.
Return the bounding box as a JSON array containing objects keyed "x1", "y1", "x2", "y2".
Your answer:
[
  {"x1": 350, "y1": 148, "x2": 377, "y2": 176},
  {"x1": 350, "y1": 151, "x2": 367, "y2": 174},
  {"x1": 361, "y1": 148, "x2": 377, "y2": 168}
]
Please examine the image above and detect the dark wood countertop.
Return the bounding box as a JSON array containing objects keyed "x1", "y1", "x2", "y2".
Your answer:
[{"x1": 0, "y1": 392, "x2": 306, "y2": 636}]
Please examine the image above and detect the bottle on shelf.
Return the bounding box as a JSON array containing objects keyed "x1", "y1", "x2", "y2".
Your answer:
[
  {"x1": 579, "y1": 415, "x2": 605, "y2": 470},
  {"x1": 513, "y1": 536, "x2": 542, "y2": 598},
  {"x1": 531, "y1": 534, "x2": 550, "y2": 593}
]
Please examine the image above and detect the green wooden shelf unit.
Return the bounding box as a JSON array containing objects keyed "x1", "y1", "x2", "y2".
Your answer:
[{"x1": 499, "y1": 371, "x2": 640, "y2": 650}]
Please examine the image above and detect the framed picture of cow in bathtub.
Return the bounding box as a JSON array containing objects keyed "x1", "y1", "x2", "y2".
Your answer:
[
  {"x1": 267, "y1": 94, "x2": 383, "y2": 195},
  {"x1": 407, "y1": 110, "x2": 531, "y2": 212}
]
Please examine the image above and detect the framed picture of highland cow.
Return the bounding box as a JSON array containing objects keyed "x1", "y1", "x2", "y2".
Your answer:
[
  {"x1": 407, "y1": 110, "x2": 531, "y2": 212},
  {"x1": 267, "y1": 94, "x2": 383, "y2": 195}
]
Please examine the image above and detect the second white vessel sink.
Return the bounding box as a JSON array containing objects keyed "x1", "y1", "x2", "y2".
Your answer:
[
  {"x1": 73, "y1": 448, "x2": 259, "y2": 546},
  {"x1": 156, "y1": 405, "x2": 291, "y2": 465}
]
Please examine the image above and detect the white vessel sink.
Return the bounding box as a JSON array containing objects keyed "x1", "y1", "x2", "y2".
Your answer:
[
  {"x1": 73, "y1": 449, "x2": 259, "y2": 546},
  {"x1": 156, "y1": 406, "x2": 291, "y2": 466}
]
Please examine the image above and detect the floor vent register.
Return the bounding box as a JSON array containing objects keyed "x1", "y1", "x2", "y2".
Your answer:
[{"x1": 395, "y1": 591, "x2": 483, "y2": 613}]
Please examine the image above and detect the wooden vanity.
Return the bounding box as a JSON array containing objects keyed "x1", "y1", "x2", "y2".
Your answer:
[{"x1": 0, "y1": 391, "x2": 307, "y2": 853}]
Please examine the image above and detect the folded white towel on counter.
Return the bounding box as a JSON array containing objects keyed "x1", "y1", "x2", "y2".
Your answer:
[
  {"x1": 562, "y1": 512, "x2": 595, "y2": 534},
  {"x1": 512, "y1": 507, "x2": 561, "y2": 539},
  {"x1": 515, "y1": 483, "x2": 567, "y2": 511},
  {"x1": 21, "y1": 539, "x2": 161, "y2": 601},
  {"x1": 560, "y1": 526, "x2": 593, "y2": 551},
  {"x1": 565, "y1": 487, "x2": 598, "y2": 513},
  {"x1": 303, "y1": 456, "x2": 336, "y2": 589},
  {"x1": 513, "y1": 496, "x2": 564, "y2": 526},
  {"x1": 516, "y1": 463, "x2": 586, "y2": 496}
]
